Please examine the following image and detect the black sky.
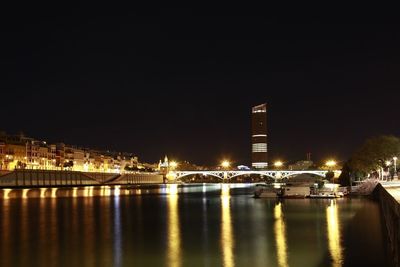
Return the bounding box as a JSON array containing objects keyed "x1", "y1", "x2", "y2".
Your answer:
[{"x1": 1, "y1": 9, "x2": 400, "y2": 166}]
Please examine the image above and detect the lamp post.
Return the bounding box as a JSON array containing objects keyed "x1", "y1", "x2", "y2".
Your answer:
[
  {"x1": 169, "y1": 161, "x2": 178, "y2": 170},
  {"x1": 274, "y1": 160, "x2": 283, "y2": 169},
  {"x1": 394, "y1": 157, "x2": 398, "y2": 179},
  {"x1": 221, "y1": 160, "x2": 230, "y2": 169}
]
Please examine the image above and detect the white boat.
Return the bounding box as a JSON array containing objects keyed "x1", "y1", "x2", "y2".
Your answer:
[
  {"x1": 308, "y1": 192, "x2": 340, "y2": 198},
  {"x1": 308, "y1": 183, "x2": 343, "y2": 198},
  {"x1": 277, "y1": 186, "x2": 309, "y2": 199},
  {"x1": 254, "y1": 184, "x2": 277, "y2": 198}
]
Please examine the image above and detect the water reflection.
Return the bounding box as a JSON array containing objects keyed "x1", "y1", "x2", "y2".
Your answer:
[
  {"x1": 274, "y1": 202, "x2": 288, "y2": 267},
  {"x1": 167, "y1": 186, "x2": 181, "y2": 267},
  {"x1": 72, "y1": 187, "x2": 78, "y2": 197},
  {"x1": 1, "y1": 195, "x2": 10, "y2": 266},
  {"x1": 3, "y1": 188, "x2": 11, "y2": 199},
  {"x1": 221, "y1": 184, "x2": 234, "y2": 267},
  {"x1": 38, "y1": 196, "x2": 46, "y2": 265},
  {"x1": 82, "y1": 191, "x2": 95, "y2": 266},
  {"x1": 221, "y1": 183, "x2": 230, "y2": 196},
  {"x1": 22, "y1": 189, "x2": 29, "y2": 199},
  {"x1": 113, "y1": 192, "x2": 122, "y2": 267},
  {"x1": 0, "y1": 186, "x2": 392, "y2": 267},
  {"x1": 40, "y1": 188, "x2": 46, "y2": 198},
  {"x1": 326, "y1": 200, "x2": 343, "y2": 267},
  {"x1": 114, "y1": 185, "x2": 121, "y2": 197},
  {"x1": 100, "y1": 185, "x2": 110, "y2": 196},
  {"x1": 49, "y1": 197, "x2": 59, "y2": 264},
  {"x1": 167, "y1": 184, "x2": 179, "y2": 195},
  {"x1": 51, "y1": 187, "x2": 57, "y2": 198}
]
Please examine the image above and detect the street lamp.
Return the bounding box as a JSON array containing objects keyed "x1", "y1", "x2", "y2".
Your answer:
[
  {"x1": 393, "y1": 157, "x2": 398, "y2": 179},
  {"x1": 325, "y1": 160, "x2": 336, "y2": 169},
  {"x1": 169, "y1": 161, "x2": 178, "y2": 170},
  {"x1": 325, "y1": 160, "x2": 337, "y2": 183},
  {"x1": 221, "y1": 160, "x2": 230, "y2": 169},
  {"x1": 274, "y1": 160, "x2": 283, "y2": 168}
]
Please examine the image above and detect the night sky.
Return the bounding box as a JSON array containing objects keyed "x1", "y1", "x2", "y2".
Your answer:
[{"x1": 1, "y1": 9, "x2": 400, "y2": 166}]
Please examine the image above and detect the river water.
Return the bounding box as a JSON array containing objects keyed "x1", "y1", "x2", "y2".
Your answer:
[{"x1": 0, "y1": 184, "x2": 393, "y2": 267}]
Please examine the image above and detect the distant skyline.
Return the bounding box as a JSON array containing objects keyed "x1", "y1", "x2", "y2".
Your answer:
[{"x1": 1, "y1": 10, "x2": 400, "y2": 166}]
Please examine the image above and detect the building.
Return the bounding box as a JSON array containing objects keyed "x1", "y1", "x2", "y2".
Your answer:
[
  {"x1": 251, "y1": 103, "x2": 268, "y2": 169},
  {"x1": 288, "y1": 160, "x2": 313, "y2": 170},
  {"x1": 0, "y1": 131, "x2": 145, "y2": 173}
]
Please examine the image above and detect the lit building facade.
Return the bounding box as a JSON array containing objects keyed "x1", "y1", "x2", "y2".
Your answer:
[
  {"x1": 0, "y1": 131, "x2": 144, "y2": 173},
  {"x1": 251, "y1": 103, "x2": 268, "y2": 169}
]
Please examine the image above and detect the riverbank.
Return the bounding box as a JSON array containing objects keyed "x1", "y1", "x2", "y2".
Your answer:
[{"x1": 373, "y1": 183, "x2": 400, "y2": 266}]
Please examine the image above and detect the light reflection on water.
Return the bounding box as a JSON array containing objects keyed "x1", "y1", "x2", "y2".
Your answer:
[
  {"x1": 0, "y1": 183, "x2": 252, "y2": 199},
  {"x1": 22, "y1": 189, "x2": 29, "y2": 199},
  {"x1": 167, "y1": 185, "x2": 181, "y2": 267},
  {"x1": 274, "y1": 202, "x2": 288, "y2": 267},
  {"x1": 221, "y1": 184, "x2": 234, "y2": 267},
  {"x1": 40, "y1": 188, "x2": 46, "y2": 198},
  {"x1": 113, "y1": 190, "x2": 122, "y2": 267},
  {"x1": 3, "y1": 188, "x2": 11, "y2": 199},
  {"x1": 0, "y1": 184, "x2": 393, "y2": 267},
  {"x1": 326, "y1": 200, "x2": 343, "y2": 267},
  {"x1": 51, "y1": 187, "x2": 57, "y2": 198}
]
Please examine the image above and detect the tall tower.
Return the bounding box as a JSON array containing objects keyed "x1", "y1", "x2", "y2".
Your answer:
[{"x1": 251, "y1": 103, "x2": 268, "y2": 169}]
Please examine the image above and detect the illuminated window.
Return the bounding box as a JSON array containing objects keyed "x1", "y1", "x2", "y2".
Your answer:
[
  {"x1": 252, "y1": 143, "x2": 267, "y2": 153},
  {"x1": 252, "y1": 162, "x2": 268, "y2": 168}
]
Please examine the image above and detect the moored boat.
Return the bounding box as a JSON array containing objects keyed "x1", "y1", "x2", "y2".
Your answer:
[
  {"x1": 277, "y1": 186, "x2": 309, "y2": 199},
  {"x1": 308, "y1": 192, "x2": 340, "y2": 198},
  {"x1": 253, "y1": 183, "x2": 278, "y2": 198}
]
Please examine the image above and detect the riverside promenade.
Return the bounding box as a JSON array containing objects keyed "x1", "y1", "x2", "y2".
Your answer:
[
  {"x1": 374, "y1": 181, "x2": 400, "y2": 267},
  {"x1": 382, "y1": 181, "x2": 400, "y2": 201}
]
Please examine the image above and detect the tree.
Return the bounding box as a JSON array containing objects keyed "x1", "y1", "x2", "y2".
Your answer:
[
  {"x1": 338, "y1": 161, "x2": 352, "y2": 186},
  {"x1": 348, "y1": 135, "x2": 400, "y2": 178},
  {"x1": 63, "y1": 160, "x2": 74, "y2": 169},
  {"x1": 325, "y1": 171, "x2": 335, "y2": 182}
]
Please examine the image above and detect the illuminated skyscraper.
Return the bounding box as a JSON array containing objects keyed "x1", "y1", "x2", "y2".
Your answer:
[{"x1": 251, "y1": 103, "x2": 268, "y2": 169}]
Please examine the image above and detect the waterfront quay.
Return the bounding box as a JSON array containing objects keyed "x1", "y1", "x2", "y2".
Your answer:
[
  {"x1": 374, "y1": 181, "x2": 400, "y2": 266},
  {"x1": 0, "y1": 169, "x2": 163, "y2": 188}
]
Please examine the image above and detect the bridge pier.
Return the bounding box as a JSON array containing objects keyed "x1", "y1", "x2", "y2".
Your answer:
[{"x1": 223, "y1": 171, "x2": 228, "y2": 183}]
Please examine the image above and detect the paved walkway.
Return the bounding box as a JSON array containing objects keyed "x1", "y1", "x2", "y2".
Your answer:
[{"x1": 382, "y1": 181, "x2": 400, "y2": 203}]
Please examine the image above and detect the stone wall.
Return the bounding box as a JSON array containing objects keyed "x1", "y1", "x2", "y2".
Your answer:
[
  {"x1": 373, "y1": 183, "x2": 400, "y2": 266},
  {"x1": 0, "y1": 170, "x2": 101, "y2": 187},
  {"x1": 0, "y1": 170, "x2": 164, "y2": 188}
]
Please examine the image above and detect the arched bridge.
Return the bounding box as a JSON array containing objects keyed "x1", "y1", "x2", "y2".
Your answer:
[{"x1": 168, "y1": 170, "x2": 340, "y2": 181}]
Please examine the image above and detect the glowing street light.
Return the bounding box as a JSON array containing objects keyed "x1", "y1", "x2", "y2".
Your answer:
[
  {"x1": 221, "y1": 160, "x2": 230, "y2": 169},
  {"x1": 325, "y1": 160, "x2": 337, "y2": 168},
  {"x1": 394, "y1": 157, "x2": 398, "y2": 178},
  {"x1": 170, "y1": 161, "x2": 178, "y2": 169},
  {"x1": 385, "y1": 160, "x2": 391, "y2": 167},
  {"x1": 325, "y1": 160, "x2": 337, "y2": 183},
  {"x1": 274, "y1": 161, "x2": 283, "y2": 168}
]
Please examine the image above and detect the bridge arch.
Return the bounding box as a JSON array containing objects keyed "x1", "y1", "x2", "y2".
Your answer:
[{"x1": 228, "y1": 172, "x2": 275, "y2": 179}]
